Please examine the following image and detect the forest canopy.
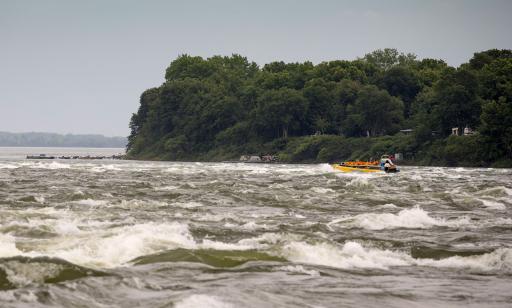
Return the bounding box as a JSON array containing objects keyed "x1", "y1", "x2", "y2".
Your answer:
[{"x1": 127, "y1": 49, "x2": 512, "y2": 167}]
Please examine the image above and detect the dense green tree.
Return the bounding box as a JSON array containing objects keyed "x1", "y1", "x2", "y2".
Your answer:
[
  {"x1": 479, "y1": 98, "x2": 512, "y2": 159},
  {"x1": 252, "y1": 88, "x2": 308, "y2": 139},
  {"x1": 468, "y1": 49, "x2": 512, "y2": 70},
  {"x1": 344, "y1": 85, "x2": 404, "y2": 137},
  {"x1": 363, "y1": 48, "x2": 417, "y2": 70},
  {"x1": 475, "y1": 58, "x2": 512, "y2": 159},
  {"x1": 303, "y1": 78, "x2": 338, "y2": 134},
  {"x1": 128, "y1": 87, "x2": 159, "y2": 150},
  {"x1": 415, "y1": 58, "x2": 448, "y2": 87},
  {"x1": 433, "y1": 69, "x2": 482, "y2": 136},
  {"x1": 378, "y1": 66, "x2": 421, "y2": 117}
]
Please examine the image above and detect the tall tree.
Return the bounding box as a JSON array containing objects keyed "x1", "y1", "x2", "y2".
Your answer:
[
  {"x1": 378, "y1": 66, "x2": 421, "y2": 118},
  {"x1": 363, "y1": 48, "x2": 417, "y2": 71},
  {"x1": 344, "y1": 85, "x2": 404, "y2": 137},
  {"x1": 252, "y1": 88, "x2": 308, "y2": 139}
]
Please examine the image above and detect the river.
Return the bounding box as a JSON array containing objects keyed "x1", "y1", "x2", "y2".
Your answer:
[{"x1": 1, "y1": 147, "x2": 511, "y2": 307}]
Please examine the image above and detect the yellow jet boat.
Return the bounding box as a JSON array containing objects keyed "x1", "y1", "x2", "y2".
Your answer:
[
  {"x1": 332, "y1": 157, "x2": 399, "y2": 173},
  {"x1": 332, "y1": 163, "x2": 382, "y2": 173}
]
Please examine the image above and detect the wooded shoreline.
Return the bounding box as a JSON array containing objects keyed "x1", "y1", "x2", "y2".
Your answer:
[{"x1": 126, "y1": 49, "x2": 512, "y2": 168}]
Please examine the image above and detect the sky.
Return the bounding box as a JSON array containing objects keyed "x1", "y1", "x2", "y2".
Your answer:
[{"x1": 1, "y1": 0, "x2": 511, "y2": 137}]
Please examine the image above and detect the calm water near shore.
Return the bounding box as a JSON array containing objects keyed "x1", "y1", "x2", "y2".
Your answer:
[{"x1": 1, "y1": 147, "x2": 511, "y2": 307}]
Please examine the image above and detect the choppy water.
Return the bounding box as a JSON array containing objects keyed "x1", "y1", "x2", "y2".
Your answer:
[{"x1": 1, "y1": 148, "x2": 512, "y2": 307}]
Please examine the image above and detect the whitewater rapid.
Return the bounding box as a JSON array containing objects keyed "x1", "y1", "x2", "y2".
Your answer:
[{"x1": 1, "y1": 148, "x2": 511, "y2": 307}]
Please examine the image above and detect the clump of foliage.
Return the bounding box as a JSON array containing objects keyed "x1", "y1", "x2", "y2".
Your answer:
[{"x1": 127, "y1": 49, "x2": 512, "y2": 167}]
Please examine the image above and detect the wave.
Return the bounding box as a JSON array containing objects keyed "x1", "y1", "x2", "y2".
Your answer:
[
  {"x1": 478, "y1": 199, "x2": 507, "y2": 210},
  {"x1": 281, "y1": 240, "x2": 512, "y2": 273},
  {"x1": 345, "y1": 177, "x2": 374, "y2": 190},
  {"x1": 3, "y1": 222, "x2": 510, "y2": 275},
  {"x1": 0, "y1": 163, "x2": 18, "y2": 169},
  {"x1": 1, "y1": 222, "x2": 271, "y2": 268},
  {"x1": 175, "y1": 294, "x2": 233, "y2": 308},
  {"x1": 276, "y1": 265, "x2": 320, "y2": 276},
  {"x1": 90, "y1": 164, "x2": 122, "y2": 172},
  {"x1": 0, "y1": 256, "x2": 107, "y2": 290},
  {"x1": 282, "y1": 241, "x2": 410, "y2": 270},
  {"x1": 476, "y1": 186, "x2": 512, "y2": 198},
  {"x1": 310, "y1": 187, "x2": 335, "y2": 194},
  {"x1": 0, "y1": 234, "x2": 22, "y2": 258},
  {"x1": 131, "y1": 248, "x2": 284, "y2": 268},
  {"x1": 73, "y1": 199, "x2": 109, "y2": 207},
  {"x1": 32, "y1": 161, "x2": 71, "y2": 169},
  {"x1": 52, "y1": 222, "x2": 197, "y2": 268},
  {"x1": 328, "y1": 206, "x2": 470, "y2": 230}
]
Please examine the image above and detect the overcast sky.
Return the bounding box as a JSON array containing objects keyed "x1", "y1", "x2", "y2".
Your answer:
[{"x1": 1, "y1": 0, "x2": 511, "y2": 137}]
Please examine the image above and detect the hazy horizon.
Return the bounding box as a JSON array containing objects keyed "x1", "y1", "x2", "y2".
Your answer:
[
  {"x1": 0, "y1": 130, "x2": 125, "y2": 138},
  {"x1": 1, "y1": 0, "x2": 511, "y2": 136}
]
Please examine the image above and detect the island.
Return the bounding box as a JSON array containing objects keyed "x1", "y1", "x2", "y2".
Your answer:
[{"x1": 126, "y1": 49, "x2": 512, "y2": 167}]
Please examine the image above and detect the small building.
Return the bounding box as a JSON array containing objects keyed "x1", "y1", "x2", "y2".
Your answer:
[
  {"x1": 451, "y1": 127, "x2": 459, "y2": 136},
  {"x1": 248, "y1": 156, "x2": 262, "y2": 162},
  {"x1": 399, "y1": 129, "x2": 413, "y2": 135},
  {"x1": 464, "y1": 127, "x2": 475, "y2": 136}
]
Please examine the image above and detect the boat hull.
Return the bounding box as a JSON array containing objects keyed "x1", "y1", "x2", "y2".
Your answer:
[{"x1": 332, "y1": 164, "x2": 383, "y2": 173}]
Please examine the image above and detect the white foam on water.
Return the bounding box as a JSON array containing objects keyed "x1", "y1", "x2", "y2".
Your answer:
[
  {"x1": 154, "y1": 185, "x2": 179, "y2": 191},
  {"x1": 0, "y1": 290, "x2": 38, "y2": 303},
  {"x1": 476, "y1": 186, "x2": 512, "y2": 197},
  {"x1": 0, "y1": 261, "x2": 62, "y2": 287},
  {"x1": 277, "y1": 265, "x2": 320, "y2": 277},
  {"x1": 280, "y1": 240, "x2": 512, "y2": 272},
  {"x1": 416, "y1": 248, "x2": 512, "y2": 272},
  {"x1": 73, "y1": 199, "x2": 109, "y2": 207},
  {"x1": 53, "y1": 220, "x2": 81, "y2": 235},
  {"x1": 90, "y1": 164, "x2": 122, "y2": 173},
  {"x1": 175, "y1": 294, "x2": 234, "y2": 308},
  {"x1": 174, "y1": 201, "x2": 204, "y2": 209},
  {"x1": 376, "y1": 203, "x2": 399, "y2": 209},
  {"x1": 345, "y1": 177, "x2": 374, "y2": 189},
  {"x1": 0, "y1": 234, "x2": 23, "y2": 258},
  {"x1": 409, "y1": 174, "x2": 423, "y2": 181},
  {"x1": 33, "y1": 161, "x2": 71, "y2": 169},
  {"x1": 282, "y1": 241, "x2": 410, "y2": 270},
  {"x1": 291, "y1": 213, "x2": 306, "y2": 219},
  {"x1": 237, "y1": 232, "x2": 285, "y2": 248},
  {"x1": 8, "y1": 221, "x2": 271, "y2": 268},
  {"x1": 117, "y1": 199, "x2": 167, "y2": 210},
  {"x1": 478, "y1": 199, "x2": 507, "y2": 210},
  {"x1": 0, "y1": 163, "x2": 18, "y2": 169},
  {"x1": 52, "y1": 222, "x2": 197, "y2": 268},
  {"x1": 317, "y1": 163, "x2": 337, "y2": 174},
  {"x1": 329, "y1": 206, "x2": 470, "y2": 230},
  {"x1": 34, "y1": 196, "x2": 45, "y2": 203},
  {"x1": 239, "y1": 221, "x2": 269, "y2": 231},
  {"x1": 190, "y1": 212, "x2": 235, "y2": 222},
  {"x1": 310, "y1": 187, "x2": 335, "y2": 194},
  {"x1": 200, "y1": 239, "x2": 256, "y2": 251}
]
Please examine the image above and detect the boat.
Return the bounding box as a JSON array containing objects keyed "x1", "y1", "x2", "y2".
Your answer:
[
  {"x1": 26, "y1": 154, "x2": 55, "y2": 159},
  {"x1": 332, "y1": 155, "x2": 400, "y2": 173}
]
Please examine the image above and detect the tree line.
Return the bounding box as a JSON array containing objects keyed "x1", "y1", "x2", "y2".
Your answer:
[
  {"x1": 127, "y1": 49, "x2": 512, "y2": 167},
  {"x1": 0, "y1": 132, "x2": 127, "y2": 148}
]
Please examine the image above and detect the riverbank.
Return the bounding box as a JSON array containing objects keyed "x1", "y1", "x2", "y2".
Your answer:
[{"x1": 127, "y1": 134, "x2": 512, "y2": 168}]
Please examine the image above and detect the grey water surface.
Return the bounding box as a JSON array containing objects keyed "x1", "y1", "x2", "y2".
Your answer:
[{"x1": 1, "y1": 148, "x2": 511, "y2": 307}]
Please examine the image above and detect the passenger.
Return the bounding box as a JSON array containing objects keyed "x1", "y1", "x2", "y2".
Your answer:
[{"x1": 384, "y1": 158, "x2": 396, "y2": 172}]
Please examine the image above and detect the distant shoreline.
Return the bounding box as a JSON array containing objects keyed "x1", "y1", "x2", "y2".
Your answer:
[
  {"x1": 0, "y1": 146, "x2": 125, "y2": 149},
  {"x1": 0, "y1": 131, "x2": 127, "y2": 148}
]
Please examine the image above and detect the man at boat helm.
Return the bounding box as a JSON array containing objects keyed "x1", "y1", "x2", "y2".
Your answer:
[{"x1": 380, "y1": 155, "x2": 395, "y2": 172}]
